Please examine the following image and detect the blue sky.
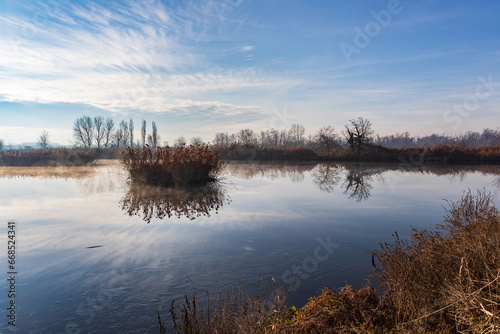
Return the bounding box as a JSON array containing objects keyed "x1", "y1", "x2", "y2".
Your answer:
[{"x1": 1, "y1": 0, "x2": 499, "y2": 145}]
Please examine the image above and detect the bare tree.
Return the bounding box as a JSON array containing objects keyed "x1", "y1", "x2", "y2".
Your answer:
[
  {"x1": 94, "y1": 116, "x2": 105, "y2": 148},
  {"x1": 141, "y1": 120, "x2": 146, "y2": 146},
  {"x1": 288, "y1": 124, "x2": 305, "y2": 145},
  {"x1": 119, "y1": 120, "x2": 129, "y2": 147},
  {"x1": 129, "y1": 119, "x2": 134, "y2": 147},
  {"x1": 214, "y1": 132, "x2": 228, "y2": 145},
  {"x1": 344, "y1": 117, "x2": 373, "y2": 153},
  {"x1": 104, "y1": 118, "x2": 115, "y2": 148},
  {"x1": 0, "y1": 139, "x2": 4, "y2": 151},
  {"x1": 313, "y1": 126, "x2": 338, "y2": 152},
  {"x1": 174, "y1": 136, "x2": 186, "y2": 147},
  {"x1": 114, "y1": 127, "x2": 124, "y2": 147},
  {"x1": 237, "y1": 129, "x2": 257, "y2": 144},
  {"x1": 190, "y1": 136, "x2": 204, "y2": 145},
  {"x1": 268, "y1": 129, "x2": 280, "y2": 146},
  {"x1": 214, "y1": 132, "x2": 236, "y2": 146},
  {"x1": 152, "y1": 121, "x2": 158, "y2": 148},
  {"x1": 37, "y1": 130, "x2": 50, "y2": 149},
  {"x1": 73, "y1": 116, "x2": 94, "y2": 147}
]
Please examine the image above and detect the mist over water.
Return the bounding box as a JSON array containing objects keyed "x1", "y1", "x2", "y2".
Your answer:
[{"x1": 1, "y1": 160, "x2": 499, "y2": 332}]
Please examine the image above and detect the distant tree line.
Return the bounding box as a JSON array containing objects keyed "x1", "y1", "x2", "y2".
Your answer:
[
  {"x1": 212, "y1": 118, "x2": 500, "y2": 152},
  {"x1": 1, "y1": 116, "x2": 498, "y2": 152},
  {"x1": 212, "y1": 119, "x2": 370, "y2": 153},
  {"x1": 72, "y1": 116, "x2": 160, "y2": 148},
  {"x1": 373, "y1": 128, "x2": 500, "y2": 148}
]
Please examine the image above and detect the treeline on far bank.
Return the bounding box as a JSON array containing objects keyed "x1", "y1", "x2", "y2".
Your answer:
[
  {"x1": 3, "y1": 142, "x2": 500, "y2": 167},
  {"x1": 218, "y1": 142, "x2": 500, "y2": 165},
  {"x1": 2, "y1": 116, "x2": 500, "y2": 166}
]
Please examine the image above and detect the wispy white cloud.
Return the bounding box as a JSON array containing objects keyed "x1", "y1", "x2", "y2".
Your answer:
[
  {"x1": 236, "y1": 45, "x2": 255, "y2": 52},
  {"x1": 0, "y1": 0, "x2": 304, "y2": 117}
]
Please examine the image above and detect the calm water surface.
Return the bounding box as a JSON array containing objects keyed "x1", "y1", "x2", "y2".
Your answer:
[{"x1": 0, "y1": 160, "x2": 499, "y2": 333}]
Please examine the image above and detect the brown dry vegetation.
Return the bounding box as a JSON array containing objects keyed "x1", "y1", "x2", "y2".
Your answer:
[
  {"x1": 218, "y1": 143, "x2": 500, "y2": 164},
  {"x1": 121, "y1": 144, "x2": 225, "y2": 187},
  {"x1": 0, "y1": 148, "x2": 97, "y2": 166},
  {"x1": 167, "y1": 279, "x2": 291, "y2": 334},
  {"x1": 165, "y1": 190, "x2": 500, "y2": 333},
  {"x1": 217, "y1": 143, "x2": 321, "y2": 161}
]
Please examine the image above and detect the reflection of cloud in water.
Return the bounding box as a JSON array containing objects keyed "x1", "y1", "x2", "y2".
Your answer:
[{"x1": 120, "y1": 182, "x2": 230, "y2": 223}]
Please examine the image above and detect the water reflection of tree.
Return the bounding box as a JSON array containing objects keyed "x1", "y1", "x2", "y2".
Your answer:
[
  {"x1": 120, "y1": 182, "x2": 230, "y2": 223},
  {"x1": 311, "y1": 164, "x2": 342, "y2": 192},
  {"x1": 342, "y1": 168, "x2": 373, "y2": 202},
  {"x1": 311, "y1": 164, "x2": 377, "y2": 201}
]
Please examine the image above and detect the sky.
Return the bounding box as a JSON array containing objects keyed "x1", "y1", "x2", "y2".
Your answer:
[{"x1": 0, "y1": 0, "x2": 500, "y2": 146}]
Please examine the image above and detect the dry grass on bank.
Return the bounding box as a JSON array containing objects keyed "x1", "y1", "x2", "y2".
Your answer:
[
  {"x1": 167, "y1": 279, "x2": 291, "y2": 334},
  {"x1": 163, "y1": 189, "x2": 500, "y2": 333},
  {"x1": 217, "y1": 143, "x2": 500, "y2": 164},
  {"x1": 0, "y1": 148, "x2": 97, "y2": 166}
]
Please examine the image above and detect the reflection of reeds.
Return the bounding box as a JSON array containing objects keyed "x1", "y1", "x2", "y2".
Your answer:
[
  {"x1": 0, "y1": 148, "x2": 97, "y2": 166},
  {"x1": 120, "y1": 182, "x2": 230, "y2": 222},
  {"x1": 121, "y1": 145, "x2": 226, "y2": 187}
]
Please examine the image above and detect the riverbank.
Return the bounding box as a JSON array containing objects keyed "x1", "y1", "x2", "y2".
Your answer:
[
  {"x1": 0, "y1": 148, "x2": 97, "y2": 166},
  {"x1": 219, "y1": 143, "x2": 500, "y2": 164},
  {"x1": 2, "y1": 144, "x2": 500, "y2": 166},
  {"x1": 167, "y1": 190, "x2": 500, "y2": 333}
]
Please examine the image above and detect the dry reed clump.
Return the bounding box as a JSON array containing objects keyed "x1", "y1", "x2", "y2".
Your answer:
[
  {"x1": 371, "y1": 189, "x2": 500, "y2": 333},
  {"x1": 0, "y1": 148, "x2": 97, "y2": 166},
  {"x1": 121, "y1": 144, "x2": 226, "y2": 187},
  {"x1": 167, "y1": 279, "x2": 291, "y2": 334},
  {"x1": 275, "y1": 286, "x2": 382, "y2": 334}
]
